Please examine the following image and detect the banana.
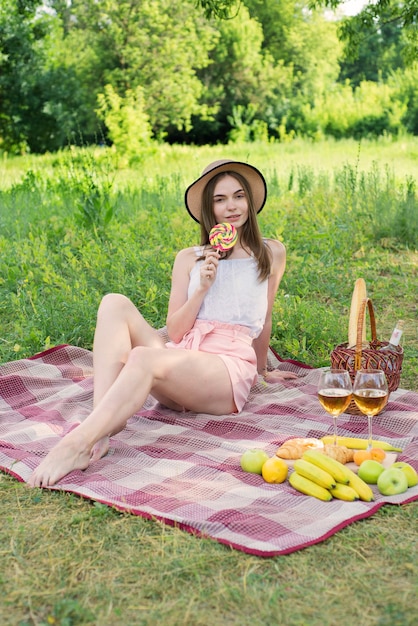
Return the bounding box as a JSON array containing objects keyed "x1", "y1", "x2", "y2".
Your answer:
[
  {"x1": 343, "y1": 467, "x2": 375, "y2": 502},
  {"x1": 293, "y1": 459, "x2": 336, "y2": 490},
  {"x1": 302, "y1": 449, "x2": 350, "y2": 485},
  {"x1": 348, "y1": 278, "x2": 367, "y2": 347},
  {"x1": 329, "y1": 483, "x2": 359, "y2": 502},
  {"x1": 320, "y1": 436, "x2": 402, "y2": 452},
  {"x1": 289, "y1": 471, "x2": 332, "y2": 501}
]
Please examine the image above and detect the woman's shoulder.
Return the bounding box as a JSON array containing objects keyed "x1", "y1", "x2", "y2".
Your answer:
[
  {"x1": 173, "y1": 246, "x2": 203, "y2": 271},
  {"x1": 262, "y1": 238, "x2": 286, "y2": 279},
  {"x1": 175, "y1": 245, "x2": 202, "y2": 259},
  {"x1": 263, "y1": 238, "x2": 286, "y2": 257}
]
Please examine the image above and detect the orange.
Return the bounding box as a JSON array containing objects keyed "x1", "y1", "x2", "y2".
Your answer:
[
  {"x1": 353, "y1": 449, "x2": 372, "y2": 466},
  {"x1": 261, "y1": 457, "x2": 288, "y2": 483},
  {"x1": 370, "y1": 448, "x2": 386, "y2": 462}
]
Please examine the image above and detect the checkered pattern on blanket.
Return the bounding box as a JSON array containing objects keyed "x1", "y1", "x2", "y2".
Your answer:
[{"x1": 1, "y1": 345, "x2": 417, "y2": 556}]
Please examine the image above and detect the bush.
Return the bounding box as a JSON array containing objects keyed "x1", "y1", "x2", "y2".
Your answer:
[{"x1": 96, "y1": 85, "x2": 154, "y2": 163}]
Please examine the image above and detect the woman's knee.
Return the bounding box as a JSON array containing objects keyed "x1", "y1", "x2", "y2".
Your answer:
[
  {"x1": 126, "y1": 346, "x2": 168, "y2": 377},
  {"x1": 126, "y1": 345, "x2": 161, "y2": 368},
  {"x1": 97, "y1": 293, "x2": 133, "y2": 319}
]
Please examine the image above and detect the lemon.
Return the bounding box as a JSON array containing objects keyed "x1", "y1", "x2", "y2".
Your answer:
[{"x1": 261, "y1": 457, "x2": 288, "y2": 484}]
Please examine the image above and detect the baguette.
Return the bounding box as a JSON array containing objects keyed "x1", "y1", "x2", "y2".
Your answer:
[{"x1": 348, "y1": 278, "x2": 367, "y2": 348}]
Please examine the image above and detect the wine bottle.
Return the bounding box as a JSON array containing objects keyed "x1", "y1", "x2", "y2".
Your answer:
[{"x1": 380, "y1": 320, "x2": 404, "y2": 352}]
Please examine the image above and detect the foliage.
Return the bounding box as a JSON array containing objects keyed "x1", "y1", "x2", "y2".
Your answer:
[
  {"x1": 184, "y1": 2, "x2": 343, "y2": 144},
  {"x1": 59, "y1": 148, "x2": 117, "y2": 235},
  {"x1": 302, "y1": 79, "x2": 409, "y2": 139},
  {"x1": 200, "y1": 0, "x2": 418, "y2": 63},
  {"x1": 0, "y1": 0, "x2": 48, "y2": 152},
  {"x1": 1, "y1": 0, "x2": 417, "y2": 153},
  {"x1": 338, "y1": 1, "x2": 407, "y2": 86},
  {"x1": 227, "y1": 104, "x2": 269, "y2": 142},
  {"x1": 388, "y1": 64, "x2": 418, "y2": 135},
  {"x1": 368, "y1": 173, "x2": 418, "y2": 246},
  {"x1": 195, "y1": 3, "x2": 282, "y2": 141},
  {"x1": 96, "y1": 85, "x2": 153, "y2": 162},
  {"x1": 335, "y1": 0, "x2": 418, "y2": 65},
  {"x1": 198, "y1": 0, "x2": 242, "y2": 18},
  {"x1": 59, "y1": 0, "x2": 217, "y2": 138}
]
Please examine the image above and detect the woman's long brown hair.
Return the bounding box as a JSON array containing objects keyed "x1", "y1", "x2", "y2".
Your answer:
[{"x1": 199, "y1": 171, "x2": 271, "y2": 281}]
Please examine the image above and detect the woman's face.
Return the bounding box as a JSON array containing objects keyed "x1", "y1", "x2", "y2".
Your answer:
[{"x1": 212, "y1": 174, "x2": 249, "y2": 230}]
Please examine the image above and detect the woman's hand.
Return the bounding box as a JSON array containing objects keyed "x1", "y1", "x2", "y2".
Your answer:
[
  {"x1": 263, "y1": 369, "x2": 299, "y2": 383},
  {"x1": 166, "y1": 247, "x2": 212, "y2": 343},
  {"x1": 200, "y1": 249, "x2": 219, "y2": 287}
]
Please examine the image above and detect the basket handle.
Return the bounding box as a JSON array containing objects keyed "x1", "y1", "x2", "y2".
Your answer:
[{"x1": 354, "y1": 298, "x2": 378, "y2": 371}]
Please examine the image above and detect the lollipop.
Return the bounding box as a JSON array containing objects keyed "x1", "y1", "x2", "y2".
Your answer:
[{"x1": 209, "y1": 222, "x2": 238, "y2": 252}]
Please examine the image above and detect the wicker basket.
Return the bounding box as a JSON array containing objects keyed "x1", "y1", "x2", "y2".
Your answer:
[{"x1": 330, "y1": 298, "x2": 403, "y2": 415}]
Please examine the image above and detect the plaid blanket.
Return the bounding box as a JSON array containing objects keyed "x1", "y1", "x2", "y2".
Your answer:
[{"x1": 1, "y1": 344, "x2": 417, "y2": 557}]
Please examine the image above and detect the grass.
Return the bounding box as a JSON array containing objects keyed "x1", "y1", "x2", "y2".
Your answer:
[
  {"x1": 0, "y1": 138, "x2": 417, "y2": 625},
  {"x1": 1, "y1": 472, "x2": 417, "y2": 626}
]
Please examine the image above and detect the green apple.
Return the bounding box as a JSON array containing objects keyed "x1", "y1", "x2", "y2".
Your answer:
[
  {"x1": 240, "y1": 449, "x2": 269, "y2": 474},
  {"x1": 377, "y1": 467, "x2": 408, "y2": 496},
  {"x1": 391, "y1": 462, "x2": 418, "y2": 487},
  {"x1": 358, "y1": 460, "x2": 385, "y2": 484}
]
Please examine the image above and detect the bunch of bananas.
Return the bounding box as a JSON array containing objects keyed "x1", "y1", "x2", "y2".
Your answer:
[
  {"x1": 320, "y1": 435, "x2": 402, "y2": 453},
  {"x1": 288, "y1": 449, "x2": 374, "y2": 502}
]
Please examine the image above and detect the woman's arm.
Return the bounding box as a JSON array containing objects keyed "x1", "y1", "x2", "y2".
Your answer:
[
  {"x1": 252, "y1": 239, "x2": 298, "y2": 381},
  {"x1": 166, "y1": 247, "x2": 219, "y2": 343}
]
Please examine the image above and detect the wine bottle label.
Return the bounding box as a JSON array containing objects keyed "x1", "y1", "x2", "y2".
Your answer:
[{"x1": 389, "y1": 328, "x2": 403, "y2": 346}]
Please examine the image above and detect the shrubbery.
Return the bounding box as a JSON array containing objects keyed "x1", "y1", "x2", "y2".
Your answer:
[{"x1": 1, "y1": 1, "x2": 417, "y2": 154}]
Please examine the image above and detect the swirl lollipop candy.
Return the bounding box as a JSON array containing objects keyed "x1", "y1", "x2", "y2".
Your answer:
[{"x1": 209, "y1": 222, "x2": 238, "y2": 252}]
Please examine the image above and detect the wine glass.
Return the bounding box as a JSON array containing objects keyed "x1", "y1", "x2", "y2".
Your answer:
[
  {"x1": 318, "y1": 369, "x2": 353, "y2": 446},
  {"x1": 353, "y1": 369, "x2": 389, "y2": 450}
]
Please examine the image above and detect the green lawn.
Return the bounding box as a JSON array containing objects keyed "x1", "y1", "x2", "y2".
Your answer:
[{"x1": 0, "y1": 139, "x2": 417, "y2": 625}]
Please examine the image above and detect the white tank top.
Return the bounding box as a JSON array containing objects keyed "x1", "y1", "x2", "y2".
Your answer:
[{"x1": 187, "y1": 247, "x2": 269, "y2": 338}]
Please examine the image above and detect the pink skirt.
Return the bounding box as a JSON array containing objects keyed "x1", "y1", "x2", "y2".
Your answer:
[{"x1": 165, "y1": 320, "x2": 258, "y2": 413}]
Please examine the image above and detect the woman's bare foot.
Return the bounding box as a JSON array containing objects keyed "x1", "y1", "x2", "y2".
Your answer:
[
  {"x1": 90, "y1": 435, "x2": 110, "y2": 462},
  {"x1": 28, "y1": 430, "x2": 93, "y2": 488}
]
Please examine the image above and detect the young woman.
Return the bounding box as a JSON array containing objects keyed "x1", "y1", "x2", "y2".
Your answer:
[{"x1": 29, "y1": 159, "x2": 297, "y2": 488}]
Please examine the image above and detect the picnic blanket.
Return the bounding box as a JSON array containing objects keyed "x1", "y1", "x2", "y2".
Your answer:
[{"x1": 1, "y1": 344, "x2": 417, "y2": 557}]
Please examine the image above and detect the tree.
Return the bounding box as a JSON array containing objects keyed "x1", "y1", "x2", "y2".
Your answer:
[
  {"x1": 0, "y1": 0, "x2": 97, "y2": 153},
  {"x1": 338, "y1": 2, "x2": 407, "y2": 85},
  {"x1": 0, "y1": 0, "x2": 46, "y2": 152},
  {"x1": 184, "y1": 1, "x2": 341, "y2": 143},
  {"x1": 96, "y1": 84, "x2": 153, "y2": 159},
  {"x1": 310, "y1": 1, "x2": 417, "y2": 63},
  {"x1": 192, "y1": 3, "x2": 283, "y2": 141},
  {"x1": 244, "y1": 0, "x2": 308, "y2": 64},
  {"x1": 197, "y1": 0, "x2": 418, "y2": 62},
  {"x1": 51, "y1": 0, "x2": 217, "y2": 140},
  {"x1": 2, "y1": 0, "x2": 415, "y2": 152}
]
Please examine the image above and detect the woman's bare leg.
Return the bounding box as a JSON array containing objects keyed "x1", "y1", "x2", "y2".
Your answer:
[
  {"x1": 89, "y1": 293, "x2": 165, "y2": 460},
  {"x1": 92, "y1": 293, "x2": 165, "y2": 405},
  {"x1": 28, "y1": 346, "x2": 235, "y2": 488}
]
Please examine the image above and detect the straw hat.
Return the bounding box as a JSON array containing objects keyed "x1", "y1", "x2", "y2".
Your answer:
[{"x1": 184, "y1": 159, "x2": 267, "y2": 223}]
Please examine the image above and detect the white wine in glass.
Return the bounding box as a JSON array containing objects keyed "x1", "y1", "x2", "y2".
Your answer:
[
  {"x1": 318, "y1": 369, "x2": 353, "y2": 446},
  {"x1": 353, "y1": 369, "x2": 389, "y2": 450}
]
